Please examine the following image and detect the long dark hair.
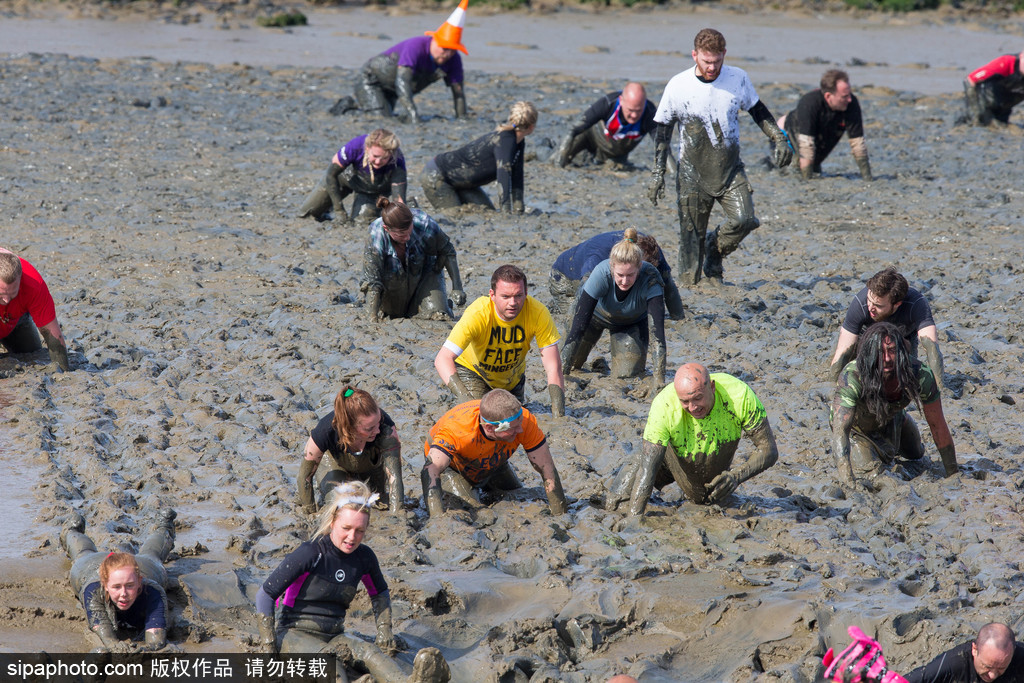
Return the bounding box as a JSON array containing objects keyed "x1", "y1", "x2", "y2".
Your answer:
[{"x1": 855, "y1": 322, "x2": 919, "y2": 422}]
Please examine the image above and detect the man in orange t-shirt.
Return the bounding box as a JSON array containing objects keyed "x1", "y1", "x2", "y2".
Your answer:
[{"x1": 422, "y1": 389, "x2": 567, "y2": 517}]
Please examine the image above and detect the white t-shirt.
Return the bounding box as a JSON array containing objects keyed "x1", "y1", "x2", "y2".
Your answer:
[{"x1": 654, "y1": 65, "x2": 759, "y2": 195}]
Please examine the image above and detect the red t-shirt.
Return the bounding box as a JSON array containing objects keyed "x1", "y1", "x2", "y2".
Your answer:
[
  {"x1": 424, "y1": 400, "x2": 546, "y2": 484},
  {"x1": 0, "y1": 258, "x2": 57, "y2": 338}
]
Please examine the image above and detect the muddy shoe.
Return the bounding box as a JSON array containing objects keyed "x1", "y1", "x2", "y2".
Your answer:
[
  {"x1": 154, "y1": 508, "x2": 177, "y2": 532},
  {"x1": 409, "y1": 647, "x2": 450, "y2": 683},
  {"x1": 60, "y1": 511, "x2": 86, "y2": 551},
  {"x1": 328, "y1": 95, "x2": 358, "y2": 116},
  {"x1": 703, "y1": 231, "x2": 724, "y2": 280}
]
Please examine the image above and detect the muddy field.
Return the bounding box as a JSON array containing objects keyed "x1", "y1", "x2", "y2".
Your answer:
[{"x1": 1, "y1": 20, "x2": 1024, "y2": 682}]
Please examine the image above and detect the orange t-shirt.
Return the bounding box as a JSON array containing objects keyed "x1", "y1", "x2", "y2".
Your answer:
[{"x1": 424, "y1": 400, "x2": 546, "y2": 484}]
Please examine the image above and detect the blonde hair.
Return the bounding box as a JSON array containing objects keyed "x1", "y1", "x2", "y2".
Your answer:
[
  {"x1": 314, "y1": 480, "x2": 374, "y2": 539},
  {"x1": 362, "y1": 128, "x2": 400, "y2": 182},
  {"x1": 497, "y1": 101, "x2": 538, "y2": 133},
  {"x1": 609, "y1": 227, "x2": 644, "y2": 268},
  {"x1": 99, "y1": 552, "x2": 142, "y2": 604},
  {"x1": 479, "y1": 389, "x2": 522, "y2": 423},
  {"x1": 0, "y1": 251, "x2": 21, "y2": 284}
]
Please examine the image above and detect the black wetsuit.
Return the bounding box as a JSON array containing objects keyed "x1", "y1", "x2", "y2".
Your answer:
[
  {"x1": 422, "y1": 130, "x2": 524, "y2": 212},
  {"x1": 262, "y1": 536, "x2": 388, "y2": 637},
  {"x1": 905, "y1": 641, "x2": 1024, "y2": 683}
]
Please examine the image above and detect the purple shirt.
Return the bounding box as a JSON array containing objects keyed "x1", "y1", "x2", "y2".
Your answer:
[
  {"x1": 382, "y1": 36, "x2": 463, "y2": 85},
  {"x1": 337, "y1": 134, "x2": 406, "y2": 178}
]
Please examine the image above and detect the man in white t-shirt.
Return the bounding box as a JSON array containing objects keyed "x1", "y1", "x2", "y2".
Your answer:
[{"x1": 648, "y1": 28, "x2": 792, "y2": 286}]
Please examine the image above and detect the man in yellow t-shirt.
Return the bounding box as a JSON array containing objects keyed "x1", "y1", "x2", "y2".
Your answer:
[
  {"x1": 421, "y1": 389, "x2": 568, "y2": 517},
  {"x1": 606, "y1": 363, "x2": 779, "y2": 514},
  {"x1": 434, "y1": 264, "x2": 566, "y2": 417}
]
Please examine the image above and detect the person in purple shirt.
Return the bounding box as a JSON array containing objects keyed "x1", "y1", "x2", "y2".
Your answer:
[
  {"x1": 333, "y1": 34, "x2": 467, "y2": 124},
  {"x1": 298, "y1": 129, "x2": 406, "y2": 225}
]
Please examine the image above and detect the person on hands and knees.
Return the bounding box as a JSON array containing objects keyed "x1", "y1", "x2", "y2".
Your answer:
[
  {"x1": 361, "y1": 198, "x2": 465, "y2": 322},
  {"x1": 434, "y1": 264, "x2": 566, "y2": 416},
  {"x1": 0, "y1": 248, "x2": 70, "y2": 371},
  {"x1": 830, "y1": 322, "x2": 957, "y2": 486},
  {"x1": 256, "y1": 481, "x2": 450, "y2": 683},
  {"x1": 606, "y1": 363, "x2": 778, "y2": 514},
  {"x1": 421, "y1": 389, "x2": 568, "y2": 518},
  {"x1": 296, "y1": 386, "x2": 404, "y2": 516}
]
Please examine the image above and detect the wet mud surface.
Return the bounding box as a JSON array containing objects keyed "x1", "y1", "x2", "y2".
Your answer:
[{"x1": 1, "y1": 23, "x2": 1024, "y2": 682}]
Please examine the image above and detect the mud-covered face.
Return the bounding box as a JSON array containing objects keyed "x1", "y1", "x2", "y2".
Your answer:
[
  {"x1": 880, "y1": 337, "x2": 898, "y2": 378},
  {"x1": 331, "y1": 508, "x2": 369, "y2": 554},
  {"x1": 490, "y1": 279, "x2": 527, "y2": 322},
  {"x1": 104, "y1": 567, "x2": 142, "y2": 611},
  {"x1": 0, "y1": 276, "x2": 20, "y2": 305},
  {"x1": 824, "y1": 80, "x2": 853, "y2": 112},
  {"x1": 611, "y1": 262, "x2": 639, "y2": 292},
  {"x1": 692, "y1": 49, "x2": 725, "y2": 81},
  {"x1": 676, "y1": 378, "x2": 715, "y2": 419},
  {"x1": 365, "y1": 145, "x2": 392, "y2": 170}
]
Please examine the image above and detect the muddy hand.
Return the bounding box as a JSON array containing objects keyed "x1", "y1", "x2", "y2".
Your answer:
[
  {"x1": 647, "y1": 169, "x2": 665, "y2": 206},
  {"x1": 706, "y1": 471, "x2": 738, "y2": 503}
]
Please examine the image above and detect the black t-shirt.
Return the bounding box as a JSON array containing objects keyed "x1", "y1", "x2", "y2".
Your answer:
[
  {"x1": 841, "y1": 286, "x2": 935, "y2": 356},
  {"x1": 262, "y1": 536, "x2": 388, "y2": 635},
  {"x1": 310, "y1": 409, "x2": 396, "y2": 474},
  {"x1": 905, "y1": 641, "x2": 1024, "y2": 683},
  {"x1": 570, "y1": 91, "x2": 658, "y2": 138},
  {"x1": 434, "y1": 130, "x2": 524, "y2": 209},
  {"x1": 784, "y1": 89, "x2": 865, "y2": 165}
]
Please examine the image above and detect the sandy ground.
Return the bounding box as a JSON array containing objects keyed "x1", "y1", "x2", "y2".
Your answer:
[{"x1": 1, "y1": 7, "x2": 1024, "y2": 681}]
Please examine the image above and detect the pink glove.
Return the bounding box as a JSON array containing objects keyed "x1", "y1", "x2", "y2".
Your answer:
[{"x1": 822, "y1": 625, "x2": 908, "y2": 683}]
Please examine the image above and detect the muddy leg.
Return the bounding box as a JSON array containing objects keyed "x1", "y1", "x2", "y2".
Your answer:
[
  {"x1": 354, "y1": 65, "x2": 393, "y2": 118},
  {"x1": 609, "y1": 323, "x2": 647, "y2": 378},
  {"x1": 456, "y1": 187, "x2": 495, "y2": 210},
  {"x1": 849, "y1": 433, "x2": 885, "y2": 479},
  {"x1": 299, "y1": 183, "x2": 334, "y2": 219},
  {"x1": 1, "y1": 313, "x2": 42, "y2": 353},
  {"x1": 675, "y1": 172, "x2": 714, "y2": 286},
  {"x1": 452, "y1": 366, "x2": 490, "y2": 401},
  {"x1": 420, "y1": 161, "x2": 462, "y2": 209},
  {"x1": 407, "y1": 270, "x2": 451, "y2": 319},
  {"x1": 897, "y1": 413, "x2": 924, "y2": 461},
  {"x1": 439, "y1": 469, "x2": 482, "y2": 509},
  {"x1": 349, "y1": 193, "x2": 380, "y2": 221},
  {"x1": 715, "y1": 169, "x2": 759, "y2": 267}
]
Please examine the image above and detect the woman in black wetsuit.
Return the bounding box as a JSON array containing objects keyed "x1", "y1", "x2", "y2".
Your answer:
[
  {"x1": 420, "y1": 101, "x2": 537, "y2": 214},
  {"x1": 255, "y1": 481, "x2": 450, "y2": 683}
]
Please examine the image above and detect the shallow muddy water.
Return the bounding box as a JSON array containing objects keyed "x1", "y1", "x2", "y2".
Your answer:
[{"x1": 0, "y1": 5, "x2": 1024, "y2": 681}]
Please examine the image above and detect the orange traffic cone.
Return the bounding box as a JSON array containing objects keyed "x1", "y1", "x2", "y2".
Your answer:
[{"x1": 426, "y1": 0, "x2": 469, "y2": 55}]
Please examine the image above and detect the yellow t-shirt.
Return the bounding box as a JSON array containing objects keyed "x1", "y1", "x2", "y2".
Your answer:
[{"x1": 443, "y1": 295, "x2": 560, "y2": 390}]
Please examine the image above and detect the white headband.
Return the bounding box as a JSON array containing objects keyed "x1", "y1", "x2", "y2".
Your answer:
[{"x1": 336, "y1": 492, "x2": 379, "y2": 511}]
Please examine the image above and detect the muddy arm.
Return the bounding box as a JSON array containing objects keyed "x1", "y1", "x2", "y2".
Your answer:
[
  {"x1": 39, "y1": 321, "x2": 69, "y2": 371},
  {"x1": 254, "y1": 587, "x2": 277, "y2": 654},
  {"x1": 628, "y1": 439, "x2": 667, "y2": 516},
  {"x1": 830, "y1": 395, "x2": 858, "y2": 485},
  {"x1": 423, "y1": 447, "x2": 451, "y2": 518},
  {"x1": 922, "y1": 398, "x2": 957, "y2": 476},
  {"x1": 395, "y1": 66, "x2": 419, "y2": 123},
  {"x1": 297, "y1": 441, "x2": 322, "y2": 512},
  {"x1": 919, "y1": 327, "x2": 944, "y2": 392},
  {"x1": 561, "y1": 290, "x2": 598, "y2": 374},
  {"x1": 647, "y1": 123, "x2": 672, "y2": 206},
  {"x1": 749, "y1": 100, "x2": 792, "y2": 168},
  {"x1": 388, "y1": 163, "x2": 408, "y2": 203},
  {"x1": 325, "y1": 162, "x2": 348, "y2": 214},
  {"x1": 370, "y1": 590, "x2": 403, "y2": 655},
  {"x1": 661, "y1": 273, "x2": 685, "y2": 320},
  {"x1": 380, "y1": 426, "x2": 404, "y2": 514},
  {"x1": 828, "y1": 329, "x2": 859, "y2": 382},
  {"x1": 526, "y1": 442, "x2": 568, "y2": 515},
  {"x1": 849, "y1": 136, "x2": 872, "y2": 180},
  {"x1": 450, "y1": 81, "x2": 467, "y2": 118},
  {"x1": 708, "y1": 420, "x2": 779, "y2": 502}
]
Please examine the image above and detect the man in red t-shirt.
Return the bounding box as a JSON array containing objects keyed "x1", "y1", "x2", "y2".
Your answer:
[
  {"x1": 964, "y1": 51, "x2": 1024, "y2": 126},
  {"x1": 0, "y1": 248, "x2": 69, "y2": 371},
  {"x1": 422, "y1": 389, "x2": 567, "y2": 517}
]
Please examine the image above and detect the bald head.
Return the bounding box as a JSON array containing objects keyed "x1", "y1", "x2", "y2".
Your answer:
[
  {"x1": 607, "y1": 677, "x2": 639, "y2": 683},
  {"x1": 674, "y1": 363, "x2": 715, "y2": 419},
  {"x1": 973, "y1": 623, "x2": 1016, "y2": 681},
  {"x1": 619, "y1": 82, "x2": 647, "y2": 124}
]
